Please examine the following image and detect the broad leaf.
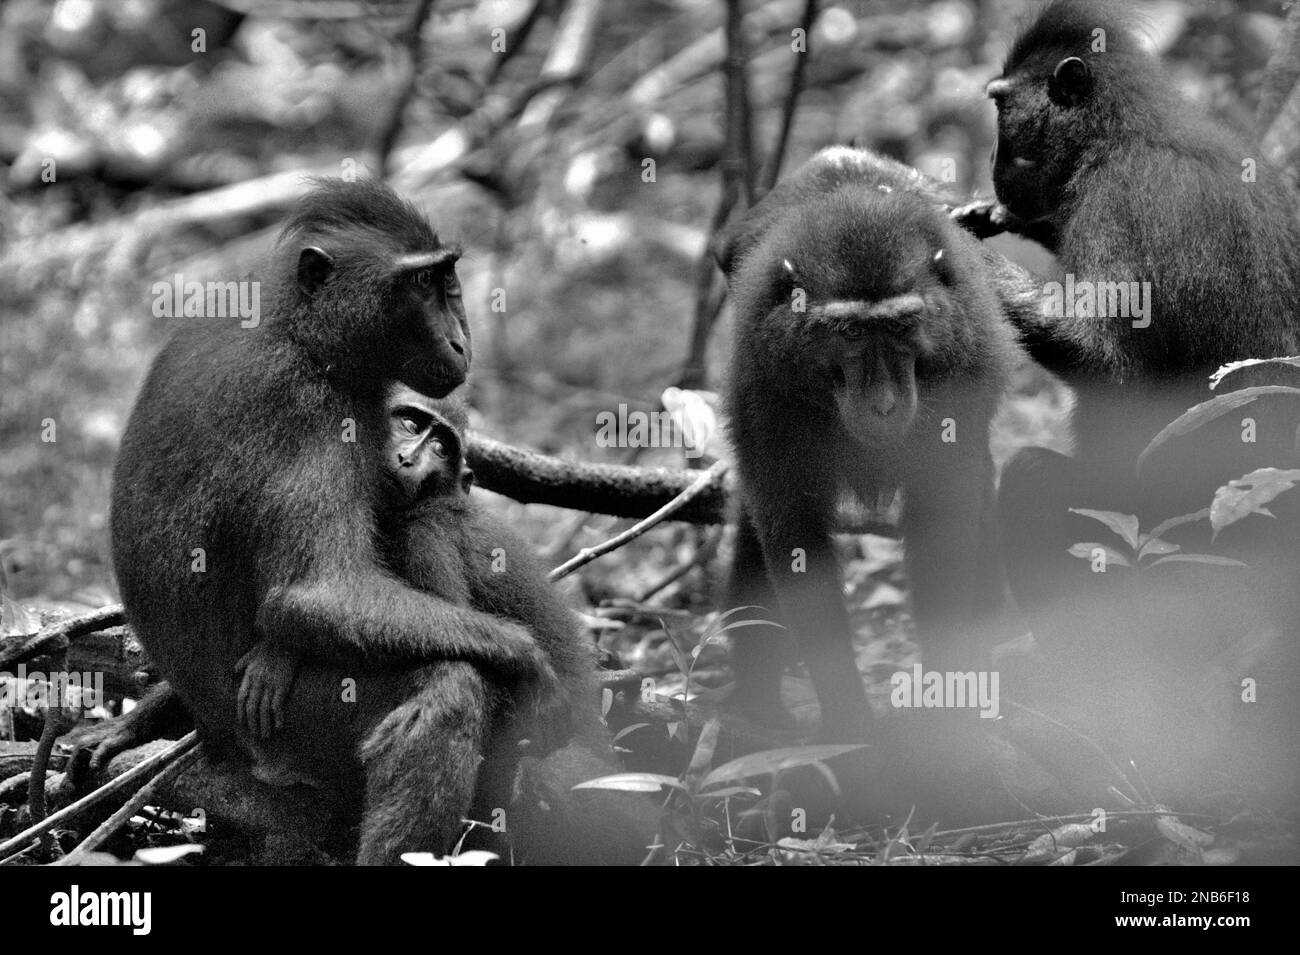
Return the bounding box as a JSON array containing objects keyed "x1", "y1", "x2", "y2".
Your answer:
[
  {"x1": 1137, "y1": 537, "x2": 1179, "y2": 559},
  {"x1": 573, "y1": 772, "x2": 683, "y2": 793},
  {"x1": 698, "y1": 786, "x2": 761, "y2": 800},
  {"x1": 1143, "y1": 509, "x2": 1210, "y2": 544},
  {"x1": 135, "y1": 844, "x2": 204, "y2": 865},
  {"x1": 701, "y1": 744, "x2": 868, "y2": 789},
  {"x1": 1067, "y1": 542, "x2": 1132, "y2": 568},
  {"x1": 1068, "y1": 509, "x2": 1140, "y2": 549},
  {"x1": 402, "y1": 850, "x2": 499, "y2": 866},
  {"x1": 1147, "y1": 554, "x2": 1248, "y2": 569},
  {"x1": 1209, "y1": 356, "x2": 1300, "y2": 390},
  {"x1": 611, "y1": 722, "x2": 651, "y2": 743},
  {"x1": 684, "y1": 717, "x2": 721, "y2": 789},
  {"x1": 1209, "y1": 468, "x2": 1300, "y2": 534},
  {"x1": 1138, "y1": 386, "x2": 1300, "y2": 475}
]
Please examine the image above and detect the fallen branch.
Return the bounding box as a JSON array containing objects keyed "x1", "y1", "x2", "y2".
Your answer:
[
  {"x1": 550, "y1": 461, "x2": 730, "y2": 580},
  {"x1": 0, "y1": 605, "x2": 125, "y2": 671},
  {"x1": 466, "y1": 432, "x2": 897, "y2": 534},
  {"x1": 0, "y1": 733, "x2": 198, "y2": 863},
  {"x1": 467, "y1": 433, "x2": 731, "y2": 523},
  {"x1": 55, "y1": 745, "x2": 202, "y2": 866},
  {"x1": 0, "y1": 741, "x2": 68, "y2": 780}
]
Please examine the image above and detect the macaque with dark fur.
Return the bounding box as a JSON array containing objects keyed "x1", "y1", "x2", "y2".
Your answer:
[
  {"x1": 235, "y1": 385, "x2": 651, "y2": 865},
  {"x1": 720, "y1": 147, "x2": 1022, "y2": 740},
  {"x1": 111, "y1": 181, "x2": 649, "y2": 863},
  {"x1": 985, "y1": 0, "x2": 1300, "y2": 800}
]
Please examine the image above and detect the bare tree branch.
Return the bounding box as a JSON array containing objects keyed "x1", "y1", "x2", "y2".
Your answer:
[
  {"x1": 370, "y1": 0, "x2": 440, "y2": 175},
  {"x1": 678, "y1": 0, "x2": 760, "y2": 390},
  {"x1": 55, "y1": 745, "x2": 202, "y2": 866},
  {"x1": 466, "y1": 434, "x2": 732, "y2": 524},
  {"x1": 0, "y1": 734, "x2": 198, "y2": 863},
  {"x1": 549, "y1": 461, "x2": 729, "y2": 580},
  {"x1": 761, "y1": 0, "x2": 818, "y2": 194}
]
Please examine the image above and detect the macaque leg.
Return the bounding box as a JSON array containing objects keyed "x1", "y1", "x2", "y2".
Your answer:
[
  {"x1": 356, "y1": 661, "x2": 492, "y2": 866},
  {"x1": 725, "y1": 507, "x2": 795, "y2": 727}
]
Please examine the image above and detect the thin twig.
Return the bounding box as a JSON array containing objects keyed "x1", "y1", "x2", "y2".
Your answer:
[
  {"x1": 924, "y1": 808, "x2": 1215, "y2": 842},
  {"x1": 635, "y1": 526, "x2": 724, "y2": 602},
  {"x1": 27, "y1": 678, "x2": 64, "y2": 829},
  {"x1": 0, "y1": 733, "x2": 199, "y2": 863},
  {"x1": 723, "y1": 0, "x2": 758, "y2": 207},
  {"x1": 371, "y1": 0, "x2": 439, "y2": 175},
  {"x1": 678, "y1": 193, "x2": 734, "y2": 390},
  {"x1": 55, "y1": 747, "x2": 202, "y2": 865},
  {"x1": 549, "y1": 461, "x2": 729, "y2": 581},
  {"x1": 760, "y1": 0, "x2": 817, "y2": 193},
  {"x1": 677, "y1": 0, "x2": 756, "y2": 389}
]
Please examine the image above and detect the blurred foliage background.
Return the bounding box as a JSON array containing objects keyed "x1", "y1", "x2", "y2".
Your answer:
[{"x1": 0, "y1": 0, "x2": 1284, "y2": 628}]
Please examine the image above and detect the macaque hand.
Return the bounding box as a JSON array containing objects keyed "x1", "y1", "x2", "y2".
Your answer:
[{"x1": 235, "y1": 643, "x2": 299, "y2": 741}]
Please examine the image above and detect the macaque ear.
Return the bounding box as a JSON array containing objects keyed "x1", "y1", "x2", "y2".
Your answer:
[
  {"x1": 1048, "y1": 56, "x2": 1092, "y2": 107},
  {"x1": 297, "y1": 246, "x2": 334, "y2": 293}
]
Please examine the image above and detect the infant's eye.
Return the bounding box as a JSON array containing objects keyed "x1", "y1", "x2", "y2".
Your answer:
[
  {"x1": 414, "y1": 268, "x2": 435, "y2": 289},
  {"x1": 840, "y1": 326, "x2": 867, "y2": 341},
  {"x1": 394, "y1": 406, "x2": 432, "y2": 435},
  {"x1": 444, "y1": 272, "x2": 462, "y2": 297},
  {"x1": 429, "y1": 436, "x2": 449, "y2": 459}
]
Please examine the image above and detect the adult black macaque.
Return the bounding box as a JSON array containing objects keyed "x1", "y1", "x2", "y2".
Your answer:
[
  {"x1": 235, "y1": 384, "x2": 652, "y2": 864},
  {"x1": 983, "y1": 0, "x2": 1300, "y2": 801},
  {"x1": 110, "y1": 180, "x2": 647, "y2": 863},
  {"x1": 985, "y1": 0, "x2": 1300, "y2": 633},
  {"x1": 719, "y1": 147, "x2": 1021, "y2": 741}
]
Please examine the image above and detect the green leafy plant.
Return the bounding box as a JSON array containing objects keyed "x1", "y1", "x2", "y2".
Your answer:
[
  {"x1": 1071, "y1": 356, "x2": 1300, "y2": 565},
  {"x1": 1138, "y1": 355, "x2": 1300, "y2": 538},
  {"x1": 579, "y1": 608, "x2": 866, "y2": 857},
  {"x1": 1067, "y1": 507, "x2": 1244, "y2": 572}
]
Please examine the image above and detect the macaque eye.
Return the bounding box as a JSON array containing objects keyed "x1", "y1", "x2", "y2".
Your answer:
[
  {"x1": 394, "y1": 406, "x2": 432, "y2": 434},
  {"x1": 428, "y1": 428, "x2": 456, "y2": 459},
  {"x1": 413, "y1": 268, "x2": 435, "y2": 290},
  {"x1": 444, "y1": 271, "x2": 462, "y2": 297},
  {"x1": 840, "y1": 326, "x2": 868, "y2": 341}
]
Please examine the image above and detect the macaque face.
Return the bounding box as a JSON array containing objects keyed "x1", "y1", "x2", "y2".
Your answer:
[{"x1": 383, "y1": 385, "x2": 473, "y2": 506}]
